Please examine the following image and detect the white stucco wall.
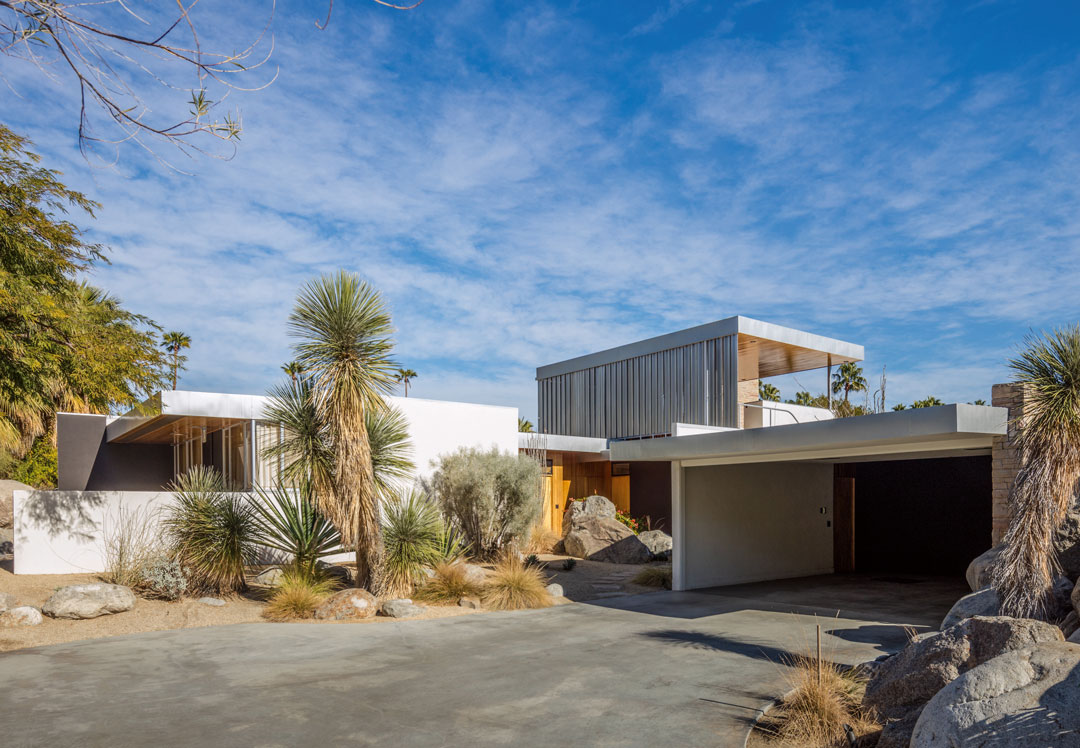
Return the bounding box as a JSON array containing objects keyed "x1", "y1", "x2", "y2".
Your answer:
[
  {"x1": 16, "y1": 398, "x2": 519, "y2": 574},
  {"x1": 680, "y1": 462, "x2": 834, "y2": 589},
  {"x1": 13, "y1": 490, "x2": 173, "y2": 575},
  {"x1": 387, "y1": 396, "x2": 518, "y2": 479},
  {"x1": 742, "y1": 401, "x2": 834, "y2": 428}
]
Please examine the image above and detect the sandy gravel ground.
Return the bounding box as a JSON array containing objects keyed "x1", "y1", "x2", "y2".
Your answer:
[
  {"x1": 0, "y1": 561, "x2": 479, "y2": 653},
  {"x1": 0, "y1": 553, "x2": 662, "y2": 653}
]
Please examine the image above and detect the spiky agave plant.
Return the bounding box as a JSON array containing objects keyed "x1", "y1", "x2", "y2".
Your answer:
[
  {"x1": 993, "y1": 325, "x2": 1080, "y2": 619},
  {"x1": 250, "y1": 479, "x2": 344, "y2": 578}
]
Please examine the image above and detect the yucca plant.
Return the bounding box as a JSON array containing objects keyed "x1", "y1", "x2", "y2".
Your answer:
[
  {"x1": 163, "y1": 465, "x2": 258, "y2": 594},
  {"x1": 382, "y1": 489, "x2": 454, "y2": 597},
  {"x1": 250, "y1": 480, "x2": 344, "y2": 578},
  {"x1": 993, "y1": 324, "x2": 1080, "y2": 619}
]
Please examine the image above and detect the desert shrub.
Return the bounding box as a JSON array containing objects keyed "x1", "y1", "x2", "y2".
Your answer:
[
  {"x1": 525, "y1": 524, "x2": 560, "y2": 554},
  {"x1": 482, "y1": 553, "x2": 552, "y2": 611},
  {"x1": 427, "y1": 447, "x2": 542, "y2": 559},
  {"x1": 632, "y1": 565, "x2": 672, "y2": 589},
  {"x1": 262, "y1": 568, "x2": 336, "y2": 621},
  {"x1": 101, "y1": 504, "x2": 163, "y2": 587},
  {"x1": 382, "y1": 489, "x2": 454, "y2": 597},
  {"x1": 164, "y1": 466, "x2": 259, "y2": 594},
  {"x1": 414, "y1": 561, "x2": 484, "y2": 604},
  {"x1": 561, "y1": 558, "x2": 577, "y2": 571},
  {"x1": 250, "y1": 480, "x2": 343, "y2": 577},
  {"x1": 139, "y1": 557, "x2": 188, "y2": 600},
  {"x1": 758, "y1": 652, "x2": 877, "y2": 746}
]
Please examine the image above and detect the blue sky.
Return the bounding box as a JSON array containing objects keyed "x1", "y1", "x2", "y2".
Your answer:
[{"x1": 5, "y1": 0, "x2": 1080, "y2": 420}]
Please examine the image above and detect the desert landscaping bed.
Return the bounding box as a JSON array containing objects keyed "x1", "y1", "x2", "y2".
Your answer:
[{"x1": 0, "y1": 555, "x2": 666, "y2": 653}]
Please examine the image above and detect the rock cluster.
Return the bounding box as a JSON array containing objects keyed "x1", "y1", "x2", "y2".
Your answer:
[{"x1": 561, "y1": 496, "x2": 652, "y2": 564}]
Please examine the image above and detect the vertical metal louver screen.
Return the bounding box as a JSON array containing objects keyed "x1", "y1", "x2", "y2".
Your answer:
[{"x1": 537, "y1": 333, "x2": 738, "y2": 439}]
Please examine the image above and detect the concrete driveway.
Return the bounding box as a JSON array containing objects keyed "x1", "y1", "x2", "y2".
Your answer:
[{"x1": 0, "y1": 575, "x2": 962, "y2": 747}]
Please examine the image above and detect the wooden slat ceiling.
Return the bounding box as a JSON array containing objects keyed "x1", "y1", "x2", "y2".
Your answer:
[
  {"x1": 738, "y1": 333, "x2": 860, "y2": 380},
  {"x1": 110, "y1": 416, "x2": 248, "y2": 444}
]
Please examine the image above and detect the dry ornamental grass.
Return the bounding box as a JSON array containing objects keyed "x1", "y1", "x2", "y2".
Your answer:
[
  {"x1": 482, "y1": 554, "x2": 552, "y2": 611},
  {"x1": 415, "y1": 561, "x2": 485, "y2": 604}
]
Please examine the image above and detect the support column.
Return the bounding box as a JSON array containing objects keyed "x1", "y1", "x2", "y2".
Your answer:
[{"x1": 671, "y1": 460, "x2": 686, "y2": 591}]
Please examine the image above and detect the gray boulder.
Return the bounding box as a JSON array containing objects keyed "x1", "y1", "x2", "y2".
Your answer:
[
  {"x1": 457, "y1": 596, "x2": 480, "y2": 609},
  {"x1": 638, "y1": 530, "x2": 673, "y2": 560},
  {"x1": 1, "y1": 606, "x2": 42, "y2": 627},
  {"x1": 1073, "y1": 576, "x2": 1080, "y2": 617},
  {"x1": 864, "y1": 616, "x2": 1064, "y2": 747},
  {"x1": 1062, "y1": 610, "x2": 1079, "y2": 639},
  {"x1": 0, "y1": 591, "x2": 16, "y2": 614},
  {"x1": 943, "y1": 578, "x2": 1073, "y2": 630},
  {"x1": 314, "y1": 589, "x2": 377, "y2": 620},
  {"x1": 563, "y1": 495, "x2": 617, "y2": 530},
  {"x1": 563, "y1": 514, "x2": 651, "y2": 564},
  {"x1": 197, "y1": 597, "x2": 225, "y2": 607},
  {"x1": 965, "y1": 546, "x2": 1002, "y2": 592},
  {"x1": 461, "y1": 563, "x2": 490, "y2": 585},
  {"x1": 1055, "y1": 500, "x2": 1080, "y2": 579},
  {"x1": 1069, "y1": 628, "x2": 1080, "y2": 644},
  {"x1": 380, "y1": 598, "x2": 426, "y2": 619},
  {"x1": 252, "y1": 567, "x2": 284, "y2": 586},
  {"x1": 42, "y1": 583, "x2": 135, "y2": 620},
  {"x1": 941, "y1": 588, "x2": 1001, "y2": 631},
  {"x1": 911, "y1": 641, "x2": 1080, "y2": 747},
  {"x1": 316, "y1": 562, "x2": 352, "y2": 586},
  {"x1": 545, "y1": 583, "x2": 564, "y2": 598}
]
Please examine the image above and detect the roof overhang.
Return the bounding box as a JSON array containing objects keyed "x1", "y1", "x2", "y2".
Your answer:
[
  {"x1": 609, "y1": 404, "x2": 1007, "y2": 466},
  {"x1": 536, "y1": 315, "x2": 863, "y2": 380},
  {"x1": 106, "y1": 391, "x2": 272, "y2": 444}
]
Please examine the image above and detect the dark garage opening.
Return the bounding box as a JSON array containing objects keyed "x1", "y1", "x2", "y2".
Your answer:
[{"x1": 836, "y1": 456, "x2": 991, "y2": 577}]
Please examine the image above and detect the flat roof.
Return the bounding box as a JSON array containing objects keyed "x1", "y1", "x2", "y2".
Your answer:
[
  {"x1": 609, "y1": 404, "x2": 1007, "y2": 465},
  {"x1": 536, "y1": 315, "x2": 864, "y2": 380}
]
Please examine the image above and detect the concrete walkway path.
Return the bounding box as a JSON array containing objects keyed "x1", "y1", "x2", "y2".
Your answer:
[{"x1": 0, "y1": 576, "x2": 961, "y2": 747}]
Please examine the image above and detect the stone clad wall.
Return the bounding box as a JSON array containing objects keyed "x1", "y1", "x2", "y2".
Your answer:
[{"x1": 990, "y1": 383, "x2": 1029, "y2": 546}]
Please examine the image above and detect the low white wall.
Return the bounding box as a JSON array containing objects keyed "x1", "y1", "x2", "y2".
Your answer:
[
  {"x1": 17, "y1": 398, "x2": 520, "y2": 574},
  {"x1": 682, "y1": 462, "x2": 833, "y2": 589},
  {"x1": 13, "y1": 490, "x2": 173, "y2": 575}
]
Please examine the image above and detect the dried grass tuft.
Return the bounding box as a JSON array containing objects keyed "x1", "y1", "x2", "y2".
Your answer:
[
  {"x1": 414, "y1": 561, "x2": 484, "y2": 605},
  {"x1": 262, "y1": 569, "x2": 336, "y2": 621},
  {"x1": 632, "y1": 565, "x2": 672, "y2": 589},
  {"x1": 482, "y1": 553, "x2": 552, "y2": 611},
  {"x1": 524, "y1": 524, "x2": 560, "y2": 555}
]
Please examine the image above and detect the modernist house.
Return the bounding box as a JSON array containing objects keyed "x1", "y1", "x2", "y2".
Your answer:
[{"x1": 14, "y1": 315, "x2": 1011, "y2": 594}]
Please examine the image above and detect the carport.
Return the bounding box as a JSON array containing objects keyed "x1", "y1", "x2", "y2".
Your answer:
[{"x1": 610, "y1": 404, "x2": 1008, "y2": 592}]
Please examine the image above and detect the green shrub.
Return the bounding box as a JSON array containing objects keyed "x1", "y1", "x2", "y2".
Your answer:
[
  {"x1": 250, "y1": 480, "x2": 343, "y2": 577},
  {"x1": 415, "y1": 561, "x2": 484, "y2": 604},
  {"x1": 427, "y1": 447, "x2": 543, "y2": 560},
  {"x1": 5, "y1": 435, "x2": 57, "y2": 488},
  {"x1": 482, "y1": 553, "x2": 552, "y2": 611},
  {"x1": 262, "y1": 568, "x2": 336, "y2": 621},
  {"x1": 139, "y1": 558, "x2": 188, "y2": 600},
  {"x1": 164, "y1": 466, "x2": 259, "y2": 594},
  {"x1": 382, "y1": 489, "x2": 453, "y2": 597}
]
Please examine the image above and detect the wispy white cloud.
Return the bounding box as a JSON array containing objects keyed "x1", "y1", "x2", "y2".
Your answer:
[{"x1": 4, "y1": 0, "x2": 1079, "y2": 419}]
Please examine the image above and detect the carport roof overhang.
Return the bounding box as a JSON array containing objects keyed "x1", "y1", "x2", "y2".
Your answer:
[{"x1": 608, "y1": 404, "x2": 1008, "y2": 466}]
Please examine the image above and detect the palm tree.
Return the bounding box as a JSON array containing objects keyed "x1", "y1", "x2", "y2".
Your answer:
[
  {"x1": 281, "y1": 361, "x2": 304, "y2": 383},
  {"x1": 161, "y1": 331, "x2": 191, "y2": 389},
  {"x1": 993, "y1": 325, "x2": 1080, "y2": 620},
  {"x1": 912, "y1": 396, "x2": 944, "y2": 408},
  {"x1": 758, "y1": 382, "x2": 781, "y2": 402},
  {"x1": 285, "y1": 271, "x2": 399, "y2": 591},
  {"x1": 793, "y1": 391, "x2": 815, "y2": 407},
  {"x1": 831, "y1": 362, "x2": 867, "y2": 403},
  {"x1": 518, "y1": 417, "x2": 534, "y2": 433},
  {"x1": 396, "y1": 368, "x2": 418, "y2": 397}
]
